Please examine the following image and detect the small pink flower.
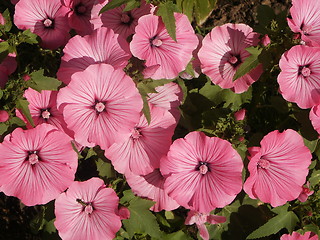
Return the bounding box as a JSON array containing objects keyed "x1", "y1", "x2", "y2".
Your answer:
[
  {"x1": 117, "y1": 206, "x2": 130, "y2": 220},
  {"x1": 234, "y1": 109, "x2": 246, "y2": 121},
  {"x1": 244, "y1": 129, "x2": 312, "y2": 207},
  {"x1": 278, "y1": 45, "x2": 320, "y2": 109},
  {"x1": 298, "y1": 182, "x2": 314, "y2": 202},
  {"x1": 185, "y1": 210, "x2": 226, "y2": 240},
  {"x1": 91, "y1": 0, "x2": 152, "y2": 39},
  {"x1": 198, "y1": 23, "x2": 263, "y2": 93},
  {"x1": 22, "y1": 74, "x2": 31, "y2": 81},
  {"x1": 0, "y1": 124, "x2": 78, "y2": 206},
  {"x1": 16, "y1": 88, "x2": 73, "y2": 137},
  {"x1": 287, "y1": 0, "x2": 320, "y2": 46},
  {"x1": 125, "y1": 168, "x2": 179, "y2": 212},
  {"x1": 57, "y1": 27, "x2": 131, "y2": 84},
  {"x1": 130, "y1": 13, "x2": 198, "y2": 79},
  {"x1": 14, "y1": 0, "x2": 70, "y2": 49},
  {"x1": 57, "y1": 63, "x2": 142, "y2": 149},
  {"x1": 261, "y1": 34, "x2": 271, "y2": 46},
  {"x1": 281, "y1": 231, "x2": 318, "y2": 240},
  {"x1": 0, "y1": 13, "x2": 5, "y2": 25},
  {"x1": 0, "y1": 110, "x2": 9, "y2": 122},
  {"x1": 55, "y1": 177, "x2": 122, "y2": 240},
  {"x1": 161, "y1": 131, "x2": 243, "y2": 213}
]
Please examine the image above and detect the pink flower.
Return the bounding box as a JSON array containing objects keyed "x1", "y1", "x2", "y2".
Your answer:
[
  {"x1": 185, "y1": 210, "x2": 226, "y2": 240},
  {"x1": 0, "y1": 110, "x2": 9, "y2": 122},
  {"x1": 309, "y1": 105, "x2": 320, "y2": 135},
  {"x1": 147, "y1": 82, "x2": 182, "y2": 121},
  {"x1": 117, "y1": 206, "x2": 130, "y2": 220},
  {"x1": 57, "y1": 63, "x2": 142, "y2": 149},
  {"x1": 161, "y1": 131, "x2": 243, "y2": 213},
  {"x1": 287, "y1": 0, "x2": 320, "y2": 46},
  {"x1": 298, "y1": 182, "x2": 314, "y2": 202},
  {"x1": 261, "y1": 34, "x2": 271, "y2": 46},
  {"x1": 198, "y1": 23, "x2": 263, "y2": 93},
  {"x1": 130, "y1": 13, "x2": 198, "y2": 80},
  {"x1": 281, "y1": 231, "x2": 318, "y2": 240},
  {"x1": 55, "y1": 177, "x2": 122, "y2": 240},
  {"x1": 234, "y1": 109, "x2": 246, "y2": 121},
  {"x1": 62, "y1": 0, "x2": 98, "y2": 35},
  {"x1": 14, "y1": 0, "x2": 70, "y2": 49},
  {"x1": 91, "y1": 0, "x2": 152, "y2": 39},
  {"x1": 0, "y1": 13, "x2": 5, "y2": 25},
  {"x1": 278, "y1": 45, "x2": 320, "y2": 109},
  {"x1": 0, "y1": 124, "x2": 78, "y2": 206},
  {"x1": 125, "y1": 169, "x2": 180, "y2": 212},
  {"x1": 0, "y1": 43, "x2": 17, "y2": 88},
  {"x1": 16, "y1": 88, "x2": 73, "y2": 137},
  {"x1": 105, "y1": 106, "x2": 176, "y2": 175},
  {"x1": 244, "y1": 129, "x2": 312, "y2": 207},
  {"x1": 57, "y1": 27, "x2": 131, "y2": 84}
]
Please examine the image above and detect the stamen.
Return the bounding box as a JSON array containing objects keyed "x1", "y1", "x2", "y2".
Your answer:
[
  {"x1": 41, "y1": 110, "x2": 51, "y2": 119},
  {"x1": 152, "y1": 38, "x2": 162, "y2": 47},
  {"x1": 257, "y1": 158, "x2": 270, "y2": 169},
  {"x1": 43, "y1": 18, "x2": 53, "y2": 28},
  {"x1": 28, "y1": 153, "x2": 39, "y2": 165},
  {"x1": 95, "y1": 102, "x2": 105, "y2": 113},
  {"x1": 131, "y1": 127, "x2": 142, "y2": 139},
  {"x1": 121, "y1": 13, "x2": 131, "y2": 23}
]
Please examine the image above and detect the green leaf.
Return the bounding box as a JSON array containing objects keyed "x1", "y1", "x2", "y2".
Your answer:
[
  {"x1": 95, "y1": 158, "x2": 115, "y2": 178},
  {"x1": 85, "y1": 147, "x2": 97, "y2": 160},
  {"x1": 100, "y1": 0, "x2": 127, "y2": 14},
  {"x1": 138, "y1": 87, "x2": 151, "y2": 124},
  {"x1": 162, "y1": 230, "x2": 192, "y2": 240},
  {"x1": 123, "y1": 0, "x2": 140, "y2": 11},
  {"x1": 177, "y1": 0, "x2": 194, "y2": 22},
  {"x1": 194, "y1": 0, "x2": 216, "y2": 26},
  {"x1": 1, "y1": 9, "x2": 12, "y2": 32},
  {"x1": 246, "y1": 210, "x2": 299, "y2": 239},
  {"x1": 9, "y1": 117, "x2": 26, "y2": 127},
  {"x1": 303, "y1": 138, "x2": 318, "y2": 153},
  {"x1": 43, "y1": 219, "x2": 56, "y2": 234},
  {"x1": 21, "y1": 29, "x2": 39, "y2": 44},
  {"x1": 0, "y1": 89, "x2": 3, "y2": 99},
  {"x1": 16, "y1": 98, "x2": 35, "y2": 127},
  {"x1": 0, "y1": 123, "x2": 8, "y2": 135},
  {"x1": 156, "y1": 1, "x2": 178, "y2": 41},
  {"x1": 309, "y1": 170, "x2": 320, "y2": 187},
  {"x1": 165, "y1": 211, "x2": 175, "y2": 220},
  {"x1": 233, "y1": 47, "x2": 262, "y2": 81},
  {"x1": 0, "y1": 41, "x2": 9, "y2": 63},
  {"x1": 177, "y1": 78, "x2": 187, "y2": 104},
  {"x1": 28, "y1": 69, "x2": 61, "y2": 92},
  {"x1": 122, "y1": 191, "x2": 160, "y2": 238}
]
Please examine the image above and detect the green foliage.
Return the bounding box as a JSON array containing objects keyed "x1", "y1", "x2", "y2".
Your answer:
[
  {"x1": 194, "y1": 0, "x2": 216, "y2": 26},
  {"x1": 20, "y1": 29, "x2": 39, "y2": 45},
  {"x1": 233, "y1": 46, "x2": 262, "y2": 81},
  {"x1": 0, "y1": 40, "x2": 9, "y2": 63},
  {"x1": 15, "y1": 98, "x2": 34, "y2": 127},
  {"x1": 123, "y1": 0, "x2": 140, "y2": 11},
  {"x1": 156, "y1": 1, "x2": 179, "y2": 41},
  {"x1": 121, "y1": 190, "x2": 161, "y2": 239},
  {"x1": 247, "y1": 204, "x2": 299, "y2": 239},
  {"x1": 27, "y1": 69, "x2": 61, "y2": 92},
  {"x1": 99, "y1": 0, "x2": 129, "y2": 13}
]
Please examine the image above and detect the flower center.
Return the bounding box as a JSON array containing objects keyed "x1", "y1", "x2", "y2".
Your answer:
[
  {"x1": 84, "y1": 204, "x2": 93, "y2": 214},
  {"x1": 28, "y1": 152, "x2": 39, "y2": 165},
  {"x1": 229, "y1": 56, "x2": 238, "y2": 65},
  {"x1": 131, "y1": 127, "x2": 142, "y2": 139},
  {"x1": 197, "y1": 162, "x2": 210, "y2": 175},
  {"x1": 121, "y1": 13, "x2": 131, "y2": 24},
  {"x1": 76, "y1": 5, "x2": 87, "y2": 14},
  {"x1": 301, "y1": 23, "x2": 312, "y2": 36},
  {"x1": 299, "y1": 66, "x2": 311, "y2": 77},
  {"x1": 257, "y1": 158, "x2": 270, "y2": 169},
  {"x1": 41, "y1": 109, "x2": 51, "y2": 119},
  {"x1": 152, "y1": 38, "x2": 162, "y2": 47},
  {"x1": 43, "y1": 18, "x2": 54, "y2": 28},
  {"x1": 95, "y1": 102, "x2": 105, "y2": 113}
]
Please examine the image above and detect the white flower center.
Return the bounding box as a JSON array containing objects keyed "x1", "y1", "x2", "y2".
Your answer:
[
  {"x1": 258, "y1": 159, "x2": 270, "y2": 169},
  {"x1": 301, "y1": 66, "x2": 311, "y2": 77},
  {"x1": 28, "y1": 153, "x2": 39, "y2": 165},
  {"x1": 152, "y1": 38, "x2": 162, "y2": 47},
  {"x1": 43, "y1": 18, "x2": 53, "y2": 28},
  {"x1": 41, "y1": 110, "x2": 51, "y2": 119},
  {"x1": 84, "y1": 204, "x2": 93, "y2": 214},
  {"x1": 199, "y1": 164, "x2": 208, "y2": 175},
  {"x1": 95, "y1": 102, "x2": 105, "y2": 113}
]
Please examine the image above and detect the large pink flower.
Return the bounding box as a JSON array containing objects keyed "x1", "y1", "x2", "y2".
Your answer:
[
  {"x1": 278, "y1": 45, "x2": 320, "y2": 109},
  {"x1": 57, "y1": 27, "x2": 131, "y2": 84},
  {"x1": 62, "y1": 0, "x2": 98, "y2": 35},
  {"x1": 130, "y1": 13, "x2": 198, "y2": 80},
  {"x1": 14, "y1": 0, "x2": 70, "y2": 49},
  {"x1": 281, "y1": 231, "x2": 318, "y2": 240},
  {"x1": 198, "y1": 23, "x2": 263, "y2": 93},
  {"x1": 0, "y1": 124, "x2": 78, "y2": 206},
  {"x1": 105, "y1": 105, "x2": 176, "y2": 175},
  {"x1": 287, "y1": 0, "x2": 320, "y2": 46},
  {"x1": 57, "y1": 63, "x2": 142, "y2": 149},
  {"x1": 91, "y1": 0, "x2": 152, "y2": 39},
  {"x1": 243, "y1": 129, "x2": 312, "y2": 207},
  {"x1": 16, "y1": 88, "x2": 73, "y2": 137},
  {"x1": 161, "y1": 131, "x2": 243, "y2": 213},
  {"x1": 125, "y1": 169, "x2": 179, "y2": 212},
  {"x1": 55, "y1": 177, "x2": 121, "y2": 240}
]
